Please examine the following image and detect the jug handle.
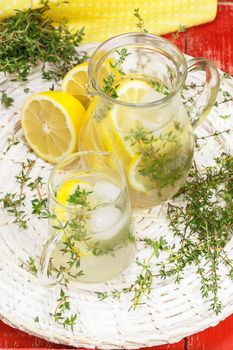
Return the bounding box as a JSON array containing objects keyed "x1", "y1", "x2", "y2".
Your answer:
[{"x1": 186, "y1": 58, "x2": 220, "y2": 129}]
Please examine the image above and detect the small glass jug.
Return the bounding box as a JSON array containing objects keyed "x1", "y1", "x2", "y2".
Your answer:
[{"x1": 79, "y1": 33, "x2": 220, "y2": 209}]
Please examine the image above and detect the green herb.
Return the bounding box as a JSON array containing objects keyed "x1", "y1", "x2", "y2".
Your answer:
[
  {"x1": 67, "y1": 185, "x2": 93, "y2": 210},
  {"x1": 219, "y1": 114, "x2": 231, "y2": 120},
  {"x1": 0, "y1": 1, "x2": 86, "y2": 81},
  {"x1": 214, "y1": 91, "x2": 233, "y2": 107},
  {"x1": 24, "y1": 87, "x2": 30, "y2": 94},
  {"x1": 20, "y1": 256, "x2": 38, "y2": 275},
  {"x1": 16, "y1": 159, "x2": 35, "y2": 199},
  {"x1": 96, "y1": 292, "x2": 108, "y2": 301},
  {"x1": 31, "y1": 198, "x2": 48, "y2": 215},
  {"x1": 4, "y1": 135, "x2": 19, "y2": 154},
  {"x1": 149, "y1": 80, "x2": 170, "y2": 96},
  {"x1": 51, "y1": 288, "x2": 77, "y2": 331},
  {"x1": 102, "y1": 72, "x2": 119, "y2": 98},
  {"x1": 0, "y1": 90, "x2": 14, "y2": 108},
  {"x1": 223, "y1": 72, "x2": 230, "y2": 79},
  {"x1": 34, "y1": 316, "x2": 39, "y2": 322},
  {"x1": 157, "y1": 154, "x2": 233, "y2": 314},
  {"x1": 124, "y1": 126, "x2": 189, "y2": 192},
  {"x1": 0, "y1": 159, "x2": 35, "y2": 229},
  {"x1": 0, "y1": 192, "x2": 28, "y2": 229},
  {"x1": 110, "y1": 48, "x2": 131, "y2": 75},
  {"x1": 173, "y1": 24, "x2": 186, "y2": 40},
  {"x1": 102, "y1": 48, "x2": 130, "y2": 98},
  {"x1": 134, "y1": 8, "x2": 148, "y2": 33}
]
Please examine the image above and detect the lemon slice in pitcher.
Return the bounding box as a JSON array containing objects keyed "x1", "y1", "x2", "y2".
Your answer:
[{"x1": 108, "y1": 79, "x2": 159, "y2": 157}]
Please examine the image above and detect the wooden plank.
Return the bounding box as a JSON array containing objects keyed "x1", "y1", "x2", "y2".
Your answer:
[
  {"x1": 185, "y1": 4, "x2": 233, "y2": 74},
  {"x1": 187, "y1": 315, "x2": 233, "y2": 350}
]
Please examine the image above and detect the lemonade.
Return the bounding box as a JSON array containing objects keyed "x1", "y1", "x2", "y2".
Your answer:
[
  {"x1": 78, "y1": 33, "x2": 219, "y2": 208},
  {"x1": 79, "y1": 74, "x2": 194, "y2": 208},
  {"x1": 40, "y1": 152, "x2": 135, "y2": 283}
]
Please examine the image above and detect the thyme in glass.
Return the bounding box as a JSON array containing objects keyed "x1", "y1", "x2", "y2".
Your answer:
[
  {"x1": 50, "y1": 288, "x2": 77, "y2": 331},
  {"x1": 149, "y1": 80, "x2": 170, "y2": 96},
  {"x1": 102, "y1": 73, "x2": 120, "y2": 98},
  {"x1": 0, "y1": 90, "x2": 14, "y2": 108},
  {"x1": 67, "y1": 185, "x2": 93, "y2": 210},
  {"x1": 0, "y1": 1, "x2": 86, "y2": 81},
  {"x1": 102, "y1": 48, "x2": 130, "y2": 98},
  {"x1": 124, "y1": 126, "x2": 186, "y2": 191}
]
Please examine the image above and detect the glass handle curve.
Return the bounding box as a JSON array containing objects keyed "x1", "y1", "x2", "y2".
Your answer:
[{"x1": 186, "y1": 58, "x2": 220, "y2": 129}]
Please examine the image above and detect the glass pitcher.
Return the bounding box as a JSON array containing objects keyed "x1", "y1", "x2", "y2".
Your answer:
[{"x1": 79, "y1": 33, "x2": 220, "y2": 209}]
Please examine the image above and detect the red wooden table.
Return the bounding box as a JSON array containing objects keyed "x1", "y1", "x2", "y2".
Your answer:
[{"x1": 0, "y1": 0, "x2": 232, "y2": 349}]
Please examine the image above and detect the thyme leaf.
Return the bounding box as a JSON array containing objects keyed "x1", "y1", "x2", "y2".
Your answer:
[{"x1": 0, "y1": 90, "x2": 14, "y2": 108}]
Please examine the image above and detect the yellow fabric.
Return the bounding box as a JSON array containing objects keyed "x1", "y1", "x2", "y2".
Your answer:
[{"x1": 0, "y1": 0, "x2": 217, "y2": 43}]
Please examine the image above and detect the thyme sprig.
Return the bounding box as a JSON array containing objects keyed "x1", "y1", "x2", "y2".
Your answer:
[
  {"x1": 0, "y1": 159, "x2": 35, "y2": 229},
  {"x1": 3, "y1": 135, "x2": 19, "y2": 155},
  {"x1": 134, "y1": 8, "x2": 148, "y2": 33},
  {"x1": 50, "y1": 288, "x2": 77, "y2": 331},
  {"x1": 20, "y1": 256, "x2": 38, "y2": 275},
  {"x1": 102, "y1": 48, "x2": 130, "y2": 98},
  {"x1": 0, "y1": 1, "x2": 86, "y2": 81}
]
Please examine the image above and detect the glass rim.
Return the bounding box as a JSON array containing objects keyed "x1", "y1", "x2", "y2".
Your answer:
[
  {"x1": 88, "y1": 32, "x2": 188, "y2": 109},
  {"x1": 48, "y1": 151, "x2": 128, "y2": 215}
]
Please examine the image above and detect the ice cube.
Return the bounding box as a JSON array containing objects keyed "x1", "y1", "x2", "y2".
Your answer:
[
  {"x1": 90, "y1": 205, "x2": 122, "y2": 240},
  {"x1": 93, "y1": 181, "x2": 120, "y2": 204}
]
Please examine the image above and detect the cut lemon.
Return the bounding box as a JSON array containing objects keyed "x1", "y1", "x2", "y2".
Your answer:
[
  {"x1": 61, "y1": 62, "x2": 90, "y2": 109},
  {"x1": 127, "y1": 156, "x2": 148, "y2": 193},
  {"x1": 107, "y1": 79, "x2": 158, "y2": 157},
  {"x1": 21, "y1": 91, "x2": 86, "y2": 164},
  {"x1": 56, "y1": 179, "x2": 93, "y2": 207}
]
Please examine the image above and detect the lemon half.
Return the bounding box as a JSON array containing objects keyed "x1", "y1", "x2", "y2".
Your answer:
[
  {"x1": 61, "y1": 62, "x2": 90, "y2": 109},
  {"x1": 21, "y1": 91, "x2": 86, "y2": 164}
]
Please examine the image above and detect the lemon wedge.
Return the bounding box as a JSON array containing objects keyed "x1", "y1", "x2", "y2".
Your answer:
[
  {"x1": 61, "y1": 62, "x2": 90, "y2": 109},
  {"x1": 127, "y1": 156, "x2": 148, "y2": 193},
  {"x1": 21, "y1": 91, "x2": 86, "y2": 164}
]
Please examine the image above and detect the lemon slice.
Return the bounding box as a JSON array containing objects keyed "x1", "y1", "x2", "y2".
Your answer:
[
  {"x1": 21, "y1": 91, "x2": 86, "y2": 164},
  {"x1": 108, "y1": 79, "x2": 161, "y2": 157},
  {"x1": 56, "y1": 179, "x2": 93, "y2": 207},
  {"x1": 61, "y1": 62, "x2": 90, "y2": 109},
  {"x1": 127, "y1": 156, "x2": 148, "y2": 193}
]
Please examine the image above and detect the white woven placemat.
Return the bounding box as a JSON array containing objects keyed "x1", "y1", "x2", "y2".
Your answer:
[{"x1": 0, "y1": 54, "x2": 232, "y2": 349}]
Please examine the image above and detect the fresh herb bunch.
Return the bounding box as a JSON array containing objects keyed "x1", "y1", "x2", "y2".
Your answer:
[
  {"x1": 0, "y1": 1, "x2": 86, "y2": 81},
  {"x1": 157, "y1": 154, "x2": 233, "y2": 314}
]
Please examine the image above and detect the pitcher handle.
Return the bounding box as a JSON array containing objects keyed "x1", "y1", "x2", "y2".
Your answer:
[{"x1": 186, "y1": 58, "x2": 220, "y2": 129}]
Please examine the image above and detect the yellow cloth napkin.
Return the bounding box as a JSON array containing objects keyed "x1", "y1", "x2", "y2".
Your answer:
[{"x1": 0, "y1": 0, "x2": 217, "y2": 43}]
